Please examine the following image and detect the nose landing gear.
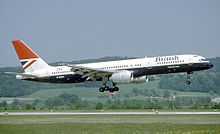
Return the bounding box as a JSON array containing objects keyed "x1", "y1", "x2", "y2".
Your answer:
[{"x1": 186, "y1": 72, "x2": 192, "y2": 85}]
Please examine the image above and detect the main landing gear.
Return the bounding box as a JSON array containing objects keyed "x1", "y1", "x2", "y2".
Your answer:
[
  {"x1": 99, "y1": 81, "x2": 119, "y2": 93},
  {"x1": 186, "y1": 72, "x2": 192, "y2": 85}
]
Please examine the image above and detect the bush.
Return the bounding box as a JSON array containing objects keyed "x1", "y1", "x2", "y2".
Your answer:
[{"x1": 95, "y1": 102, "x2": 103, "y2": 110}]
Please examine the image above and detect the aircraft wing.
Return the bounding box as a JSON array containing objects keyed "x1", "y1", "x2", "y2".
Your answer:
[{"x1": 68, "y1": 65, "x2": 115, "y2": 80}]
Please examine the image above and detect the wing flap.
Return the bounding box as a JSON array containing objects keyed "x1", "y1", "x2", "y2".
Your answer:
[{"x1": 68, "y1": 64, "x2": 114, "y2": 80}]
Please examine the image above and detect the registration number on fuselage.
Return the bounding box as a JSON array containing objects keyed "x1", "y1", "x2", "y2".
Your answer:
[{"x1": 168, "y1": 66, "x2": 180, "y2": 69}]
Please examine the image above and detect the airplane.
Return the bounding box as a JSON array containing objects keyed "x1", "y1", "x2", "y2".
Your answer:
[{"x1": 10, "y1": 40, "x2": 213, "y2": 93}]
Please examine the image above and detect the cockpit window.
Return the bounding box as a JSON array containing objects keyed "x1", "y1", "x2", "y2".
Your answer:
[{"x1": 199, "y1": 58, "x2": 208, "y2": 62}]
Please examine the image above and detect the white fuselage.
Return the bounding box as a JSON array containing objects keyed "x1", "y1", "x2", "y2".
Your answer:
[
  {"x1": 77, "y1": 54, "x2": 209, "y2": 71},
  {"x1": 22, "y1": 54, "x2": 211, "y2": 82}
]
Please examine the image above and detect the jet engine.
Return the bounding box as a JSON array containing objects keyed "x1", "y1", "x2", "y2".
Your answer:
[{"x1": 110, "y1": 70, "x2": 147, "y2": 83}]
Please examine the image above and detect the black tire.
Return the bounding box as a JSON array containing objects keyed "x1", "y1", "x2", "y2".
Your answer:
[
  {"x1": 105, "y1": 86, "x2": 110, "y2": 91},
  {"x1": 186, "y1": 80, "x2": 191, "y2": 85},
  {"x1": 109, "y1": 88, "x2": 114, "y2": 93},
  {"x1": 113, "y1": 87, "x2": 119, "y2": 91},
  {"x1": 99, "y1": 87, "x2": 105, "y2": 92}
]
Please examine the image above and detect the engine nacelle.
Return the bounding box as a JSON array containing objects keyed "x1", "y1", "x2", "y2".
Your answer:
[{"x1": 110, "y1": 71, "x2": 147, "y2": 83}]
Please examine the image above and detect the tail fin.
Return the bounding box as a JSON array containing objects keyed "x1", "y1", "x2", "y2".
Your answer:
[{"x1": 12, "y1": 40, "x2": 50, "y2": 73}]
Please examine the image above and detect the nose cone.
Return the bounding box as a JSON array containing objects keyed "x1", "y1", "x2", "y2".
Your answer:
[{"x1": 200, "y1": 62, "x2": 214, "y2": 70}]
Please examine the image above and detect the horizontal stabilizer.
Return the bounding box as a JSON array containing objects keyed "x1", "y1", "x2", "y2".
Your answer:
[{"x1": 4, "y1": 72, "x2": 38, "y2": 78}]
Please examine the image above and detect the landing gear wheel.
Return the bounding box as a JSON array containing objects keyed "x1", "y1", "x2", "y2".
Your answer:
[
  {"x1": 104, "y1": 86, "x2": 110, "y2": 91},
  {"x1": 111, "y1": 81, "x2": 119, "y2": 92},
  {"x1": 99, "y1": 86, "x2": 111, "y2": 92},
  {"x1": 113, "y1": 87, "x2": 119, "y2": 92},
  {"x1": 108, "y1": 87, "x2": 119, "y2": 93},
  {"x1": 99, "y1": 87, "x2": 105, "y2": 92},
  {"x1": 186, "y1": 80, "x2": 191, "y2": 85},
  {"x1": 186, "y1": 72, "x2": 192, "y2": 85},
  {"x1": 109, "y1": 88, "x2": 114, "y2": 93},
  {"x1": 99, "y1": 79, "x2": 120, "y2": 93}
]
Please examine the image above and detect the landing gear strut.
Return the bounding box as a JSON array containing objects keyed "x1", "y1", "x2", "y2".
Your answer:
[
  {"x1": 99, "y1": 81, "x2": 119, "y2": 93},
  {"x1": 111, "y1": 82, "x2": 119, "y2": 92},
  {"x1": 186, "y1": 72, "x2": 192, "y2": 85}
]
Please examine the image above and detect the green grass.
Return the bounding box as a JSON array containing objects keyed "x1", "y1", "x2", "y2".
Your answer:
[
  {"x1": 0, "y1": 124, "x2": 219, "y2": 134},
  {"x1": 0, "y1": 115, "x2": 220, "y2": 134},
  {"x1": 1, "y1": 115, "x2": 220, "y2": 124}
]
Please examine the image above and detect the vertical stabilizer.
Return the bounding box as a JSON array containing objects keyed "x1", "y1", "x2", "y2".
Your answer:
[{"x1": 12, "y1": 40, "x2": 50, "y2": 73}]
